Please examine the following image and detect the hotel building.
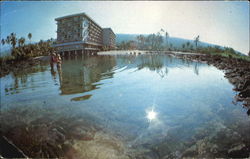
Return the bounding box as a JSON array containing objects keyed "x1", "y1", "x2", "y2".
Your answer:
[
  {"x1": 54, "y1": 12, "x2": 115, "y2": 55},
  {"x1": 102, "y1": 28, "x2": 116, "y2": 50}
]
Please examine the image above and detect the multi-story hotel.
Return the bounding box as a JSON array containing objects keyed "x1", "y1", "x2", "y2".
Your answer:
[
  {"x1": 54, "y1": 12, "x2": 115, "y2": 54},
  {"x1": 102, "y1": 28, "x2": 116, "y2": 50}
]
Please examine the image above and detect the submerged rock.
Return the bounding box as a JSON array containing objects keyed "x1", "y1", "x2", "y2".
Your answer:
[
  {"x1": 1, "y1": 107, "x2": 133, "y2": 159},
  {"x1": 228, "y1": 144, "x2": 249, "y2": 158},
  {"x1": 239, "y1": 88, "x2": 250, "y2": 98},
  {"x1": 4, "y1": 124, "x2": 66, "y2": 158},
  {"x1": 69, "y1": 131, "x2": 130, "y2": 159}
]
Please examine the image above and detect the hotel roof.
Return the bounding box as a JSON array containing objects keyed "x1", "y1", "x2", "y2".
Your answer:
[
  {"x1": 103, "y1": 28, "x2": 115, "y2": 36},
  {"x1": 55, "y1": 12, "x2": 102, "y2": 29}
]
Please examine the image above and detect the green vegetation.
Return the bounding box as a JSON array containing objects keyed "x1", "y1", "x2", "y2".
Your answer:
[
  {"x1": 117, "y1": 40, "x2": 137, "y2": 50},
  {"x1": 165, "y1": 31, "x2": 169, "y2": 50},
  {"x1": 180, "y1": 42, "x2": 250, "y2": 61},
  {"x1": 194, "y1": 35, "x2": 200, "y2": 49},
  {"x1": 201, "y1": 49, "x2": 247, "y2": 62},
  {"x1": 117, "y1": 30, "x2": 250, "y2": 62},
  {"x1": 1, "y1": 32, "x2": 55, "y2": 64},
  {"x1": 117, "y1": 29, "x2": 165, "y2": 51}
]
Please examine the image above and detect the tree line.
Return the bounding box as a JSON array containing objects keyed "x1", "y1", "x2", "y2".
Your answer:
[
  {"x1": 1, "y1": 32, "x2": 55, "y2": 61},
  {"x1": 116, "y1": 29, "x2": 201, "y2": 51},
  {"x1": 117, "y1": 29, "x2": 250, "y2": 59}
]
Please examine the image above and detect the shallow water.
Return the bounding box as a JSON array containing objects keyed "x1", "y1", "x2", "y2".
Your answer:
[{"x1": 1, "y1": 53, "x2": 250, "y2": 158}]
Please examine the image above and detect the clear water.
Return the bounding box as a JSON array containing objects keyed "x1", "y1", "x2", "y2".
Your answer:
[{"x1": 1, "y1": 53, "x2": 250, "y2": 158}]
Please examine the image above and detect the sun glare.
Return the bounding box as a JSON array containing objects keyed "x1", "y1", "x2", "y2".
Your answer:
[{"x1": 146, "y1": 109, "x2": 157, "y2": 121}]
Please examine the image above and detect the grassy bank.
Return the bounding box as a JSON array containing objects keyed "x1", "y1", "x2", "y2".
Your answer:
[
  {"x1": 209, "y1": 51, "x2": 250, "y2": 62},
  {"x1": 195, "y1": 46, "x2": 250, "y2": 62}
]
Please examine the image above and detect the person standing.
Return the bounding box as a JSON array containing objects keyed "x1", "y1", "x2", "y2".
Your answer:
[
  {"x1": 56, "y1": 53, "x2": 62, "y2": 69},
  {"x1": 50, "y1": 52, "x2": 57, "y2": 70}
]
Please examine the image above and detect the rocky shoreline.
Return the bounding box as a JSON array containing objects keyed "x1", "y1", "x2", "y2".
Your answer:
[{"x1": 170, "y1": 52, "x2": 250, "y2": 114}]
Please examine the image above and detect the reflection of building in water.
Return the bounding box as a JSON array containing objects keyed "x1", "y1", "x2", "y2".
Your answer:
[
  {"x1": 6, "y1": 55, "x2": 204, "y2": 96},
  {"x1": 54, "y1": 12, "x2": 116, "y2": 55},
  {"x1": 59, "y1": 56, "x2": 116, "y2": 95}
]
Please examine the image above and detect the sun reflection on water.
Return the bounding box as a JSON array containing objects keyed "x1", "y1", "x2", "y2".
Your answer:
[{"x1": 146, "y1": 108, "x2": 157, "y2": 122}]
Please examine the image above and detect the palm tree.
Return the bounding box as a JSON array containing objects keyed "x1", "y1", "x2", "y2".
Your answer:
[
  {"x1": 194, "y1": 35, "x2": 200, "y2": 49},
  {"x1": 136, "y1": 35, "x2": 145, "y2": 50},
  {"x1": 169, "y1": 43, "x2": 173, "y2": 50},
  {"x1": 6, "y1": 36, "x2": 11, "y2": 45},
  {"x1": 18, "y1": 37, "x2": 26, "y2": 47},
  {"x1": 147, "y1": 34, "x2": 155, "y2": 50},
  {"x1": 186, "y1": 41, "x2": 190, "y2": 49},
  {"x1": 1, "y1": 39, "x2": 5, "y2": 45},
  {"x1": 165, "y1": 31, "x2": 169, "y2": 50},
  {"x1": 18, "y1": 39, "x2": 22, "y2": 47},
  {"x1": 156, "y1": 33, "x2": 163, "y2": 51},
  {"x1": 190, "y1": 44, "x2": 194, "y2": 51},
  {"x1": 182, "y1": 44, "x2": 186, "y2": 50},
  {"x1": 10, "y1": 32, "x2": 17, "y2": 48},
  {"x1": 28, "y1": 33, "x2": 32, "y2": 43}
]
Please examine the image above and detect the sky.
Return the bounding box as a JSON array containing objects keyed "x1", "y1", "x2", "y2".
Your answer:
[{"x1": 1, "y1": 1, "x2": 249, "y2": 54}]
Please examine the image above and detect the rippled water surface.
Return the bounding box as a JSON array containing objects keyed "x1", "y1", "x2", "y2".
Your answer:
[{"x1": 1, "y1": 53, "x2": 250, "y2": 158}]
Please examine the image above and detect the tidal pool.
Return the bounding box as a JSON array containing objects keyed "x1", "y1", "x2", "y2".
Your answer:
[{"x1": 1, "y1": 53, "x2": 250, "y2": 158}]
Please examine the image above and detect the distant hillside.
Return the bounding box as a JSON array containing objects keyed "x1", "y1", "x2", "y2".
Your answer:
[
  {"x1": 116, "y1": 33, "x2": 218, "y2": 49},
  {"x1": 116, "y1": 34, "x2": 139, "y2": 43}
]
